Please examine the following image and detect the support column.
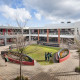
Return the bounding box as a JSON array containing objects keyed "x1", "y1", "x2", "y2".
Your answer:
[
  {"x1": 38, "y1": 29, "x2": 39, "y2": 41},
  {"x1": 3, "y1": 29, "x2": 6, "y2": 35},
  {"x1": 47, "y1": 29, "x2": 49, "y2": 43},
  {"x1": 4, "y1": 38, "x2": 7, "y2": 45},
  {"x1": 29, "y1": 29, "x2": 31, "y2": 41},
  {"x1": 74, "y1": 27, "x2": 77, "y2": 39},
  {"x1": 62, "y1": 38, "x2": 63, "y2": 44},
  {"x1": 58, "y1": 29, "x2": 60, "y2": 44}
]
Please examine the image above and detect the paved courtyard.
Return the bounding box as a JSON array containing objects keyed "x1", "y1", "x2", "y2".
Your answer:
[{"x1": 0, "y1": 45, "x2": 80, "y2": 80}]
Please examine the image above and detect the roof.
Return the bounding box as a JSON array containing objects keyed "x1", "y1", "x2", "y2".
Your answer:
[
  {"x1": 0, "y1": 21, "x2": 80, "y2": 29},
  {"x1": 29, "y1": 22, "x2": 80, "y2": 29},
  {"x1": 0, "y1": 26, "x2": 29, "y2": 29}
]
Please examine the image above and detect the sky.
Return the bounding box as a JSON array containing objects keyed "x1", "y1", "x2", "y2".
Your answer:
[{"x1": 0, "y1": 0, "x2": 80, "y2": 27}]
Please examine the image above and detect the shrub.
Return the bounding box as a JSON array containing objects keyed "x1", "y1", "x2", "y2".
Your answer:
[
  {"x1": 25, "y1": 77, "x2": 28, "y2": 80},
  {"x1": 75, "y1": 67, "x2": 80, "y2": 72},
  {"x1": 14, "y1": 76, "x2": 28, "y2": 80},
  {"x1": 49, "y1": 57, "x2": 53, "y2": 63},
  {"x1": 24, "y1": 57, "x2": 29, "y2": 61}
]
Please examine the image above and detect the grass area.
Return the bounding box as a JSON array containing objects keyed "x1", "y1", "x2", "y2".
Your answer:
[
  {"x1": 11, "y1": 44, "x2": 61, "y2": 65},
  {"x1": 23, "y1": 44, "x2": 61, "y2": 65}
]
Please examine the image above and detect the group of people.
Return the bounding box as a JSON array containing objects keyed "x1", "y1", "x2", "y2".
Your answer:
[{"x1": 45, "y1": 52, "x2": 52, "y2": 61}]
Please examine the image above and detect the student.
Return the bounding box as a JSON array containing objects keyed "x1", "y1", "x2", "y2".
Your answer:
[
  {"x1": 47, "y1": 52, "x2": 50, "y2": 61},
  {"x1": 4, "y1": 54, "x2": 9, "y2": 66},
  {"x1": 50, "y1": 52, "x2": 52, "y2": 57},
  {"x1": 45, "y1": 52, "x2": 47, "y2": 61}
]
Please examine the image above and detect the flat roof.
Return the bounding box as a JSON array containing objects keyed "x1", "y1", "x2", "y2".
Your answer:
[{"x1": 0, "y1": 21, "x2": 80, "y2": 29}]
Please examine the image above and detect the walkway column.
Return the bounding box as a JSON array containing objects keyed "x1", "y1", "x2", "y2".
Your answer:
[
  {"x1": 3, "y1": 29, "x2": 6, "y2": 35},
  {"x1": 47, "y1": 29, "x2": 49, "y2": 43},
  {"x1": 38, "y1": 29, "x2": 39, "y2": 41},
  {"x1": 4, "y1": 38, "x2": 7, "y2": 45},
  {"x1": 29, "y1": 29, "x2": 31, "y2": 41},
  {"x1": 74, "y1": 27, "x2": 77, "y2": 39},
  {"x1": 58, "y1": 29, "x2": 60, "y2": 44}
]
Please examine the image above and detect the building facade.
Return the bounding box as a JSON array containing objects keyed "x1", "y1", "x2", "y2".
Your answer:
[{"x1": 0, "y1": 22, "x2": 80, "y2": 46}]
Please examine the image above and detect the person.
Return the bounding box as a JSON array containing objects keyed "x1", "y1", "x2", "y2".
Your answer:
[
  {"x1": 4, "y1": 54, "x2": 9, "y2": 66},
  {"x1": 49, "y1": 52, "x2": 53, "y2": 63},
  {"x1": 50, "y1": 52, "x2": 52, "y2": 57},
  {"x1": 47, "y1": 52, "x2": 50, "y2": 61},
  {"x1": 45, "y1": 52, "x2": 47, "y2": 61}
]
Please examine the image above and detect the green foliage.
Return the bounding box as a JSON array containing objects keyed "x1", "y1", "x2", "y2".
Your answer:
[
  {"x1": 75, "y1": 67, "x2": 80, "y2": 72},
  {"x1": 24, "y1": 44, "x2": 60, "y2": 65},
  {"x1": 14, "y1": 76, "x2": 28, "y2": 80},
  {"x1": 19, "y1": 48, "x2": 24, "y2": 53},
  {"x1": 49, "y1": 57, "x2": 53, "y2": 63},
  {"x1": 77, "y1": 49, "x2": 80, "y2": 53},
  {"x1": 24, "y1": 57, "x2": 29, "y2": 61},
  {"x1": 11, "y1": 44, "x2": 60, "y2": 65}
]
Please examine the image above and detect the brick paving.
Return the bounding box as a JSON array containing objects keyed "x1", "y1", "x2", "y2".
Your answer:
[{"x1": 0, "y1": 46, "x2": 80, "y2": 80}]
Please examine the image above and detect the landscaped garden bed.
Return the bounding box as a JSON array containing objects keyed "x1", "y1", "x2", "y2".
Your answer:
[
  {"x1": 1, "y1": 51, "x2": 34, "y2": 65},
  {"x1": 55, "y1": 48, "x2": 70, "y2": 63},
  {"x1": 22, "y1": 44, "x2": 61, "y2": 65},
  {"x1": 1, "y1": 44, "x2": 61, "y2": 65}
]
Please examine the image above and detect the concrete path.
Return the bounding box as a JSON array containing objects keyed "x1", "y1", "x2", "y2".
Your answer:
[
  {"x1": 0, "y1": 45, "x2": 80, "y2": 80},
  {"x1": 42, "y1": 50, "x2": 80, "y2": 80},
  {"x1": 0, "y1": 45, "x2": 10, "y2": 54}
]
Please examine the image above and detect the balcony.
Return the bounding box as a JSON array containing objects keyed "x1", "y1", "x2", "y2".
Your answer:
[{"x1": 0, "y1": 32, "x2": 29, "y2": 38}]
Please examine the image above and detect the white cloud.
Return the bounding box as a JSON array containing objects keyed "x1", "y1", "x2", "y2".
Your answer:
[
  {"x1": 23, "y1": 0, "x2": 80, "y2": 22},
  {"x1": 0, "y1": 5, "x2": 31, "y2": 22},
  {"x1": 34, "y1": 12, "x2": 41, "y2": 20}
]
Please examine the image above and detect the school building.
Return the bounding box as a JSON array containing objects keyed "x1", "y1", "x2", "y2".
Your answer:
[{"x1": 0, "y1": 22, "x2": 80, "y2": 46}]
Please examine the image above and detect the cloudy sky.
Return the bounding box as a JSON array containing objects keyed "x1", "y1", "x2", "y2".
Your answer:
[{"x1": 0, "y1": 0, "x2": 80, "y2": 27}]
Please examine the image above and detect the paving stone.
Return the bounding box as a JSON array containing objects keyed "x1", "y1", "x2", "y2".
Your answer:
[{"x1": 0, "y1": 46, "x2": 80, "y2": 80}]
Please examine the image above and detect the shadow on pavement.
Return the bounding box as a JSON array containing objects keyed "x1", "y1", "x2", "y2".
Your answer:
[
  {"x1": 51, "y1": 71, "x2": 80, "y2": 77},
  {"x1": 30, "y1": 72, "x2": 59, "y2": 80},
  {"x1": 0, "y1": 65, "x2": 6, "y2": 67},
  {"x1": 72, "y1": 55, "x2": 79, "y2": 60}
]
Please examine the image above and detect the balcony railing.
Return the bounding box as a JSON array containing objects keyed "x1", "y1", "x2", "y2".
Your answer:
[{"x1": 0, "y1": 32, "x2": 29, "y2": 35}]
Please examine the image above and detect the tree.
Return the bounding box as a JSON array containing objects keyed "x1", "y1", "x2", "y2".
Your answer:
[{"x1": 16, "y1": 18, "x2": 28, "y2": 80}]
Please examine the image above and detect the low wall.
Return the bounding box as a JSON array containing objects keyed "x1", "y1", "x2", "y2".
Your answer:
[
  {"x1": 37, "y1": 41, "x2": 59, "y2": 47},
  {"x1": 59, "y1": 51, "x2": 70, "y2": 63},
  {"x1": 1, "y1": 51, "x2": 34, "y2": 65},
  {"x1": 8, "y1": 57, "x2": 34, "y2": 65}
]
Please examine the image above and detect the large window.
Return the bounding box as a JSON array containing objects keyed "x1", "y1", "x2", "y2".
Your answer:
[
  {"x1": 0, "y1": 29, "x2": 3, "y2": 35},
  {"x1": 23, "y1": 30, "x2": 29, "y2": 34},
  {"x1": 39, "y1": 29, "x2": 47, "y2": 34},
  {"x1": 0, "y1": 39, "x2": 5, "y2": 46},
  {"x1": 49, "y1": 29, "x2": 58, "y2": 35},
  {"x1": 31, "y1": 29, "x2": 38, "y2": 34},
  {"x1": 49, "y1": 37, "x2": 58, "y2": 43},
  {"x1": 60, "y1": 29, "x2": 74, "y2": 35},
  {"x1": 39, "y1": 37, "x2": 47, "y2": 42},
  {"x1": 31, "y1": 36, "x2": 38, "y2": 41}
]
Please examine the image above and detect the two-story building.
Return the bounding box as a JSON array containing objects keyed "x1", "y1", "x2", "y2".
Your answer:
[{"x1": 0, "y1": 22, "x2": 80, "y2": 46}]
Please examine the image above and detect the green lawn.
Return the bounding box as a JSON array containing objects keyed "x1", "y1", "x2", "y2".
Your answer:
[{"x1": 23, "y1": 44, "x2": 61, "y2": 65}]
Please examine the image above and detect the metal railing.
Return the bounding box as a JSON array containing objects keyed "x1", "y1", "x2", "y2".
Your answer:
[{"x1": 0, "y1": 32, "x2": 29, "y2": 35}]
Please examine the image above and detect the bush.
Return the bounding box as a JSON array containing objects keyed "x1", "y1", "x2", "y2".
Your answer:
[
  {"x1": 25, "y1": 77, "x2": 28, "y2": 80},
  {"x1": 49, "y1": 57, "x2": 53, "y2": 63},
  {"x1": 14, "y1": 76, "x2": 28, "y2": 80},
  {"x1": 75, "y1": 67, "x2": 80, "y2": 72}
]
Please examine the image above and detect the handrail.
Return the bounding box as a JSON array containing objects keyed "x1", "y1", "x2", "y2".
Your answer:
[{"x1": 0, "y1": 32, "x2": 29, "y2": 35}]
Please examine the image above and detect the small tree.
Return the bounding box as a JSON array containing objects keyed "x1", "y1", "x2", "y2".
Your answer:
[{"x1": 16, "y1": 18, "x2": 28, "y2": 80}]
